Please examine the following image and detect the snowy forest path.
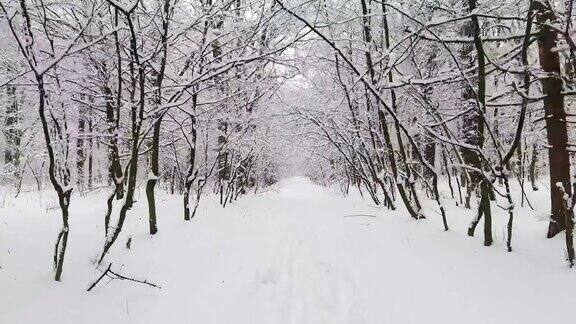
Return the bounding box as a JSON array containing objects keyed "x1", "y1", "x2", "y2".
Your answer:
[{"x1": 1, "y1": 177, "x2": 576, "y2": 324}]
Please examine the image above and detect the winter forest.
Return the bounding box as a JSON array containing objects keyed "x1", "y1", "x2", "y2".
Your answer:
[{"x1": 1, "y1": 0, "x2": 576, "y2": 322}]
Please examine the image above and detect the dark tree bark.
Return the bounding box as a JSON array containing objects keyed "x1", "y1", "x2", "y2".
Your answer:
[
  {"x1": 87, "y1": 106, "x2": 94, "y2": 189},
  {"x1": 529, "y1": 144, "x2": 539, "y2": 191},
  {"x1": 4, "y1": 85, "x2": 22, "y2": 174},
  {"x1": 38, "y1": 77, "x2": 72, "y2": 281},
  {"x1": 99, "y1": 1, "x2": 146, "y2": 263},
  {"x1": 424, "y1": 138, "x2": 436, "y2": 179},
  {"x1": 460, "y1": 4, "x2": 483, "y2": 210},
  {"x1": 533, "y1": 1, "x2": 574, "y2": 265},
  {"x1": 76, "y1": 104, "x2": 86, "y2": 190},
  {"x1": 534, "y1": 2, "x2": 574, "y2": 247},
  {"x1": 146, "y1": 0, "x2": 172, "y2": 235},
  {"x1": 103, "y1": 9, "x2": 124, "y2": 238},
  {"x1": 460, "y1": 0, "x2": 491, "y2": 245},
  {"x1": 184, "y1": 95, "x2": 198, "y2": 221}
]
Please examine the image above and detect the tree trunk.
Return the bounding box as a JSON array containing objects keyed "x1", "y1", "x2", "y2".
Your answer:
[
  {"x1": 4, "y1": 85, "x2": 22, "y2": 174},
  {"x1": 460, "y1": 1, "x2": 484, "y2": 209},
  {"x1": 145, "y1": 0, "x2": 171, "y2": 235},
  {"x1": 76, "y1": 105, "x2": 86, "y2": 191},
  {"x1": 529, "y1": 143, "x2": 539, "y2": 191},
  {"x1": 534, "y1": 1, "x2": 574, "y2": 243},
  {"x1": 99, "y1": 4, "x2": 146, "y2": 262},
  {"x1": 146, "y1": 121, "x2": 160, "y2": 235},
  {"x1": 38, "y1": 77, "x2": 72, "y2": 281}
]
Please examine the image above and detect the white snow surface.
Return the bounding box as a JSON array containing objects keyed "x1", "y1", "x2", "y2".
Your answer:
[{"x1": 1, "y1": 177, "x2": 575, "y2": 324}]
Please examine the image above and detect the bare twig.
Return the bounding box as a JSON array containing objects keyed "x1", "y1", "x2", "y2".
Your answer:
[{"x1": 87, "y1": 263, "x2": 161, "y2": 291}]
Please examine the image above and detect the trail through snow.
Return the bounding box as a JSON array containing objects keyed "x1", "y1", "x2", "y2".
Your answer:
[{"x1": 1, "y1": 177, "x2": 575, "y2": 323}]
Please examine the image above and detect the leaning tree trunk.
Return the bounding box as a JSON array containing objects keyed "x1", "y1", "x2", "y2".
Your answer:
[
  {"x1": 1, "y1": 0, "x2": 75, "y2": 280},
  {"x1": 99, "y1": 1, "x2": 146, "y2": 263},
  {"x1": 367, "y1": 0, "x2": 422, "y2": 219},
  {"x1": 38, "y1": 77, "x2": 72, "y2": 281},
  {"x1": 184, "y1": 93, "x2": 198, "y2": 221}
]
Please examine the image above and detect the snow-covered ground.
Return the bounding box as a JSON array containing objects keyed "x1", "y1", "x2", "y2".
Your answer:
[{"x1": 1, "y1": 177, "x2": 575, "y2": 324}]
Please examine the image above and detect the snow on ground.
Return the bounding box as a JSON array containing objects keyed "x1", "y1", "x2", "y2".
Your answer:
[{"x1": 1, "y1": 177, "x2": 575, "y2": 324}]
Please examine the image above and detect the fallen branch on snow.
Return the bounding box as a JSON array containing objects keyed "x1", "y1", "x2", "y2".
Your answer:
[{"x1": 87, "y1": 263, "x2": 161, "y2": 291}]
